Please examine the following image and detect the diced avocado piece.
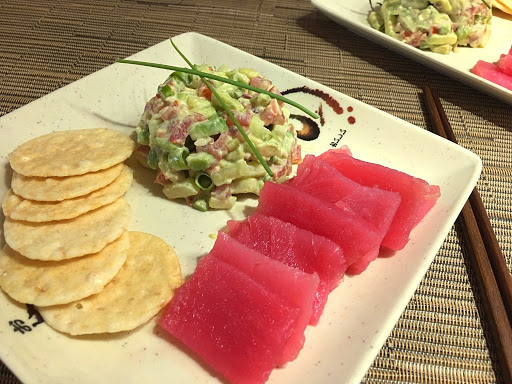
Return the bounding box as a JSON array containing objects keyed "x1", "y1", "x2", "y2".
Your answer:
[
  {"x1": 211, "y1": 90, "x2": 244, "y2": 112},
  {"x1": 230, "y1": 177, "x2": 264, "y2": 195},
  {"x1": 455, "y1": 25, "x2": 470, "y2": 41},
  {"x1": 398, "y1": 8, "x2": 420, "y2": 32},
  {"x1": 368, "y1": 11, "x2": 384, "y2": 31},
  {"x1": 135, "y1": 126, "x2": 150, "y2": 145},
  {"x1": 227, "y1": 70, "x2": 250, "y2": 85},
  {"x1": 167, "y1": 145, "x2": 190, "y2": 171},
  {"x1": 225, "y1": 145, "x2": 245, "y2": 162},
  {"x1": 226, "y1": 138, "x2": 240, "y2": 152},
  {"x1": 239, "y1": 68, "x2": 259, "y2": 79},
  {"x1": 192, "y1": 198, "x2": 209, "y2": 212},
  {"x1": 146, "y1": 146, "x2": 161, "y2": 169},
  {"x1": 427, "y1": 32, "x2": 457, "y2": 46},
  {"x1": 186, "y1": 152, "x2": 216, "y2": 171},
  {"x1": 249, "y1": 115, "x2": 272, "y2": 141},
  {"x1": 153, "y1": 138, "x2": 190, "y2": 170},
  {"x1": 256, "y1": 139, "x2": 281, "y2": 158},
  {"x1": 211, "y1": 159, "x2": 266, "y2": 186},
  {"x1": 189, "y1": 118, "x2": 228, "y2": 140},
  {"x1": 381, "y1": 2, "x2": 398, "y2": 38},
  {"x1": 171, "y1": 71, "x2": 191, "y2": 87},
  {"x1": 251, "y1": 93, "x2": 271, "y2": 108},
  {"x1": 281, "y1": 131, "x2": 295, "y2": 154},
  {"x1": 401, "y1": 0, "x2": 429, "y2": 9},
  {"x1": 209, "y1": 195, "x2": 237, "y2": 210},
  {"x1": 187, "y1": 96, "x2": 216, "y2": 118},
  {"x1": 387, "y1": 2, "x2": 401, "y2": 15},
  {"x1": 429, "y1": 44, "x2": 452, "y2": 54},
  {"x1": 162, "y1": 178, "x2": 199, "y2": 199},
  {"x1": 271, "y1": 124, "x2": 288, "y2": 141},
  {"x1": 429, "y1": 0, "x2": 451, "y2": 12}
]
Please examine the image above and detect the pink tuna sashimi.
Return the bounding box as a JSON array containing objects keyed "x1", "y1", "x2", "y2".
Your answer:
[
  {"x1": 286, "y1": 155, "x2": 401, "y2": 274},
  {"x1": 497, "y1": 54, "x2": 512, "y2": 76},
  {"x1": 210, "y1": 232, "x2": 319, "y2": 365},
  {"x1": 256, "y1": 181, "x2": 381, "y2": 268},
  {"x1": 159, "y1": 255, "x2": 300, "y2": 384},
  {"x1": 471, "y1": 60, "x2": 512, "y2": 91},
  {"x1": 319, "y1": 149, "x2": 440, "y2": 250},
  {"x1": 228, "y1": 214, "x2": 346, "y2": 324}
]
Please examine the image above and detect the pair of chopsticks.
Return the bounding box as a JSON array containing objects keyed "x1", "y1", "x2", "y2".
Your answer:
[{"x1": 423, "y1": 86, "x2": 512, "y2": 382}]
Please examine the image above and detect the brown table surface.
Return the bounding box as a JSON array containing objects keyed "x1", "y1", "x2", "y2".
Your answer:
[{"x1": 1, "y1": 0, "x2": 511, "y2": 383}]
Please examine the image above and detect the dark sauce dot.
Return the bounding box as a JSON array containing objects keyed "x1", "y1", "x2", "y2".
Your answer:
[
  {"x1": 347, "y1": 106, "x2": 353, "y2": 112},
  {"x1": 282, "y1": 86, "x2": 344, "y2": 114},
  {"x1": 316, "y1": 103, "x2": 325, "y2": 126},
  {"x1": 291, "y1": 114, "x2": 320, "y2": 141},
  {"x1": 348, "y1": 116, "x2": 356, "y2": 125}
]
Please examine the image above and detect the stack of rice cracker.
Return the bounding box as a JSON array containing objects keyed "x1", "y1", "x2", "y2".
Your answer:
[{"x1": 0, "y1": 128, "x2": 183, "y2": 335}]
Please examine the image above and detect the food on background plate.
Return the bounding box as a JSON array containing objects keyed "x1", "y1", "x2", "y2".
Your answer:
[
  {"x1": 368, "y1": 0, "x2": 492, "y2": 54},
  {"x1": 134, "y1": 65, "x2": 301, "y2": 211},
  {"x1": 39, "y1": 231, "x2": 183, "y2": 335},
  {"x1": 8, "y1": 128, "x2": 134, "y2": 177},
  {"x1": 159, "y1": 146, "x2": 440, "y2": 384},
  {"x1": 4, "y1": 197, "x2": 132, "y2": 261},
  {"x1": 10, "y1": 162, "x2": 124, "y2": 202},
  {"x1": 2, "y1": 165, "x2": 133, "y2": 222},
  {"x1": 493, "y1": 0, "x2": 512, "y2": 14},
  {"x1": 471, "y1": 45, "x2": 512, "y2": 90},
  {"x1": 0, "y1": 232, "x2": 129, "y2": 306}
]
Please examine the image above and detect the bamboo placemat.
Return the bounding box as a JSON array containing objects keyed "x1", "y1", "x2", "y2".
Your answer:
[{"x1": 1, "y1": 0, "x2": 511, "y2": 383}]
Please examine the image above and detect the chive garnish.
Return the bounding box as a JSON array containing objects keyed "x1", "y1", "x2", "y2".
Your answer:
[
  {"x1": 168, "y1": 39, "x2": 273, "y2": 177},
  {"x1": 115, "y1": 60, "x2": 319, "y2": 120},
  {"x1": 482, "y1": 0, "x2": 490, "y2": 8},
  {"x1": 195, "y1": 173, "x2": 214, "y2": 191}
]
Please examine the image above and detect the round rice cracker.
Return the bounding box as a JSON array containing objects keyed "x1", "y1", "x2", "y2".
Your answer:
[
  {"x1": 38, "y1": 231, "x2": 184, "y2": 335},
  {"x1": 8, "y1": 128, "x2": 135, "y2": 177},
  {"x1": 0, "y1": 232, "x2": 129, "y2": 306},
  {"x1": 11, "y1": 162, "x2": 124, "y2": 202},
  {"x1": 4, "y1": 197, "x2": 131, "y2": 261},
  {"x1": 3, "y1": 165, "x2": 133, "y2": 222}
]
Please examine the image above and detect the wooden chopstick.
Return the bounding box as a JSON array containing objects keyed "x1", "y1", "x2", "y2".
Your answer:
[{"x1": 423, "y1": 85, "x2": 512, "y2": 382}]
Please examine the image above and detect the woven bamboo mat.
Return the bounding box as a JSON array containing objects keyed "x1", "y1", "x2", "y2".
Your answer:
[{"x1": 1, "y1": 0, "x2": 511, "y2": 383}]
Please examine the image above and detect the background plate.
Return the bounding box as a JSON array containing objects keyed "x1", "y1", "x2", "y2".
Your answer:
[
  {"x1": 0, "y1": 32, "x2": 481, "y2": 384},
  {"x1": 312, "y1": 0, "x2": 512, "y2": 106}
]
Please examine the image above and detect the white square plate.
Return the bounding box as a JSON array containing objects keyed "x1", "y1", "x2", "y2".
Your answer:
[
  {"x1": 0, "y1": 32, "x2": 481, "y2": 384},
  {"x1": 312, "y1": 0, "x2": 512, "y2": 106}
]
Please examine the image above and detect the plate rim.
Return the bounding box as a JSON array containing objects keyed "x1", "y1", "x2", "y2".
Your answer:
[{"x1": 0, "y1": 31, "x2": 483, "y2": 384}]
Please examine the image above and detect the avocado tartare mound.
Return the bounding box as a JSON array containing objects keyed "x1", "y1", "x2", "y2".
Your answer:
[
  {"x1": 135, "y1": 65, "x2": 301, "y2": 211},
  {"x1": 368, "y1": 0, "x2": 492, "y2": 54}
]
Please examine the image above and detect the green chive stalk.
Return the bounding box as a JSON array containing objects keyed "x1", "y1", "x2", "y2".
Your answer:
[{"x1": 115, "y1": 60, "x2": 319, "y2": 119}]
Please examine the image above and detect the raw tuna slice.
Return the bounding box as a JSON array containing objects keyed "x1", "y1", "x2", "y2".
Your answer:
[
  {"x1": 497, "y1": 53, "x2": 512, "y2": 76},
  {"x1": 471, "y1": 60, "x2": 512, "y2": 91},
  {"x1": 228, "y1": 214, "x2": 346, "y2": 324},
  {"x1": 319, "y1": 149, "x2": 440, "y2": 250},
  {"x1": 286, "y1": 155, "x2": 401, "y2": 274},
  {"x1": 256, "y1": 181, "x2": 381, "y2": 268},
  {"x1": 210, "y1": 232, "x2": 319, "y2": 365},
  {"x1": 159, "y1": 255, "x2": 300, "y2": 384}
]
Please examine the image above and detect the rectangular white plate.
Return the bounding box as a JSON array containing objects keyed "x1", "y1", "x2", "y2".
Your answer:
[
  {"x1": 312, "y1": 0, "x2": 512, "y2": 106},
  {"x1": 0, "y1": 32, "x2": 481, "y2": 384}
]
